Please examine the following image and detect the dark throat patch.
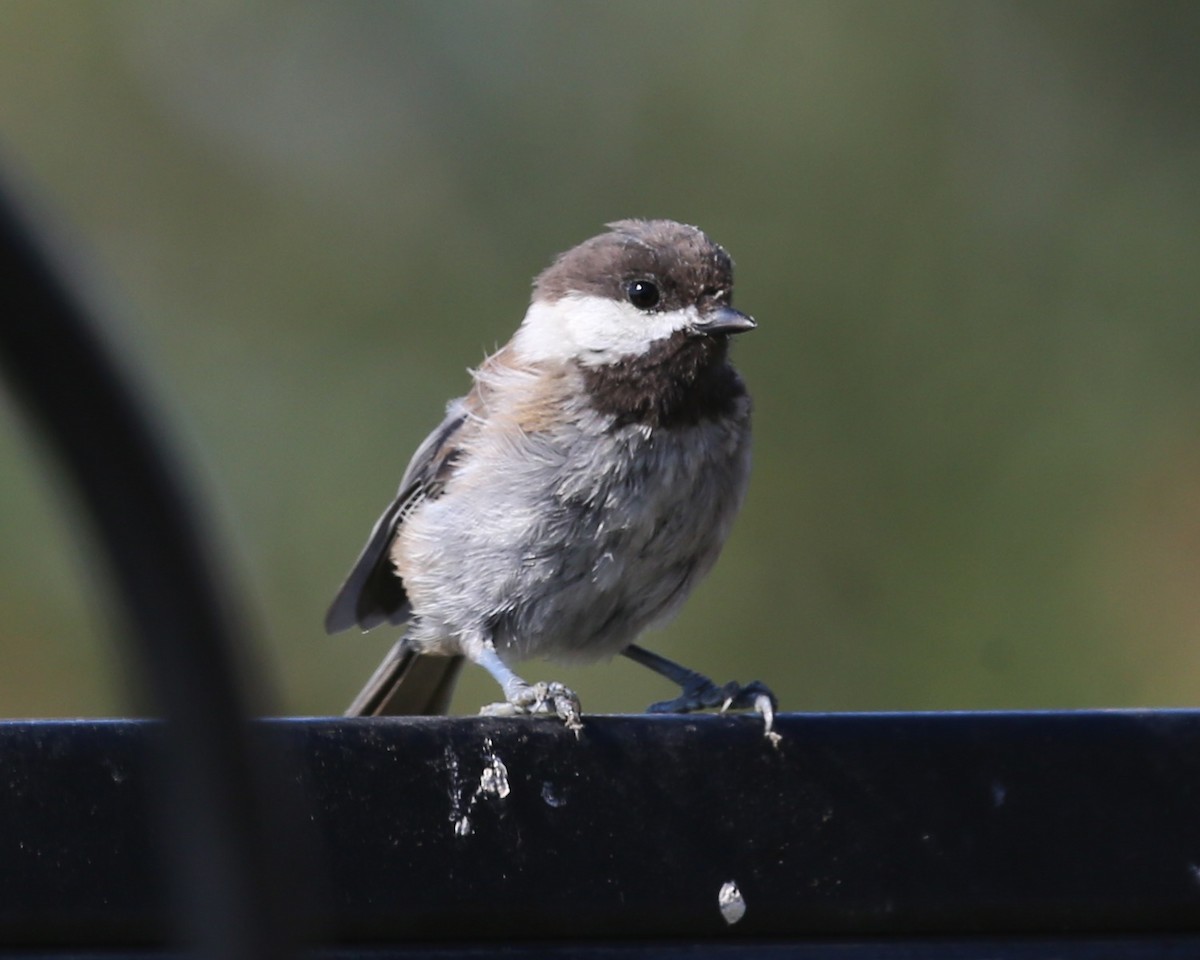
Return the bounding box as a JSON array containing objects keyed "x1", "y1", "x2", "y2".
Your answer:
[{"x1": 580, "y1": 330, "x2": 746, "y2": 429}]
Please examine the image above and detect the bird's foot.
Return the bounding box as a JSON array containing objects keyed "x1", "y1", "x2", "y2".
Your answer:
[
  {"x1": 648, "y1": 678, "x2": 779, "y2": 742},
  {"x1": 481, "y1": 680, "x2": 583, "y2": 735}
]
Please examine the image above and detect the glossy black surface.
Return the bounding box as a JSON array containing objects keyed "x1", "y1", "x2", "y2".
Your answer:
[{"x1": 1, "y1": 711, "x2": 1199, "y2": 947}]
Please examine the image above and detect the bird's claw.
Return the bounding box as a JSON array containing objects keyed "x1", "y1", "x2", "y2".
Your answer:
[
  {"x1": 481, "y1": 680, "x2": 583, "y2": 735},
  {"x1": 648, "y1": 678, "x2": 778, "y2": 741}
]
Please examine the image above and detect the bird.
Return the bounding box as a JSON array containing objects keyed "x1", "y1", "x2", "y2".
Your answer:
[{"x1": 325, "y1": 219, "x2": 774, "y2": 733}]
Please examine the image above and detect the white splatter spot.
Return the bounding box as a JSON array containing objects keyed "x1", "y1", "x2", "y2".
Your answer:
[
  {"x1": 444, "y1": 744, "x2": 466, "y2": 832},
  {"x1": 718, "y1": 880, "x2": 746, "y2": 925},
  {"x1": 479, "y1": 753, "x2": 510, "y2": 799},
  {"x1": 447, "y1": 738, "x2": 511, "y2": 837}
]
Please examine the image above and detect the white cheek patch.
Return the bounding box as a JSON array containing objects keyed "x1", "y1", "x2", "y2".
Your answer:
[{"x1": 514, "y1": 295, "x2": 697, "y2": 366}]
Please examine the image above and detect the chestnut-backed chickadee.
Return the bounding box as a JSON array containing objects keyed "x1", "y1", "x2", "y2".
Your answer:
[{"x1": 327, "y1": 220, "x2": 774, "y2": 733}]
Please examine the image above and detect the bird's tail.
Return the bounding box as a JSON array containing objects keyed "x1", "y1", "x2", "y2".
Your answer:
[{"x1": 344, "y1": 640, "x2": 464, "y2": 717}]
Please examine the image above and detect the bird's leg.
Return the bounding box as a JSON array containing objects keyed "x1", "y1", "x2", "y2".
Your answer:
[
  {"x1": 475, "y1": 641, "x2": 583, "y2": 733},
  {"x1": 622, "y1": 644, "x2": 777, "y2": 737}
]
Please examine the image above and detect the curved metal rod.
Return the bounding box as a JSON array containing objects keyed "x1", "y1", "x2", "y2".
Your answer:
[{"x1": 0, "y1": 174, "x2": 296, "y2": 957}]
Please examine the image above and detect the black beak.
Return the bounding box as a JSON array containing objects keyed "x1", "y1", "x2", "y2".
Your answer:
[{"x1": 697, "y1": 306, "x2": 757, "y2": 336}]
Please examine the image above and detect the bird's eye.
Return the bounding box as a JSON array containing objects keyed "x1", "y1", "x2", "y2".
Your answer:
[{"x1": 627, "y1": 279, "x2": 660, "y2": 310}]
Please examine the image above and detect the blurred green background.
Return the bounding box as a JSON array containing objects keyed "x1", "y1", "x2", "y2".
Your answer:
[{"x1": 2, "y1": 2, "x2": 1199, "y2": 718}]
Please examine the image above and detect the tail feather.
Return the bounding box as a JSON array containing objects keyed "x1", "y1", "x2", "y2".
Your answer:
[{"x1": 345, "y1": 641, "x2": 464, "y2": 717}]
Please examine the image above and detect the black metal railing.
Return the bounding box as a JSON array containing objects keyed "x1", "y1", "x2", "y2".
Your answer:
[{"x1": 0, "y1": 170, "x2": 302, "y2": 959}]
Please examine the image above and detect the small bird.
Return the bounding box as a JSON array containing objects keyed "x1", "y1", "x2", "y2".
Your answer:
[{"x1": 326, "y1": 219, "x2": 774, "y2": 732}]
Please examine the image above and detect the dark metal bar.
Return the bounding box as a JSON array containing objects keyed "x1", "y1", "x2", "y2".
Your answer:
[
  {"x1": 0, "y1": 174, "x2": 299, "y2": 958},
  {"x1": 2, "y1": 940, "x2": 1200, "y2": 960},
  {"x1": 0, "y1": 712, "x2": 1198, "y2": 948}
]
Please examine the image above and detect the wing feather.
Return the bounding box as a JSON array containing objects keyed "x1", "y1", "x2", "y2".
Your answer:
[{"x1": 324, "y1": 399, "x2": 471, "y2": 633}]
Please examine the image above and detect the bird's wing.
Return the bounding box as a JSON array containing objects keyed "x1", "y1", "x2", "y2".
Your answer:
[{"x1": 324, "y1": 398, "x2": 471, "y2": 633}]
